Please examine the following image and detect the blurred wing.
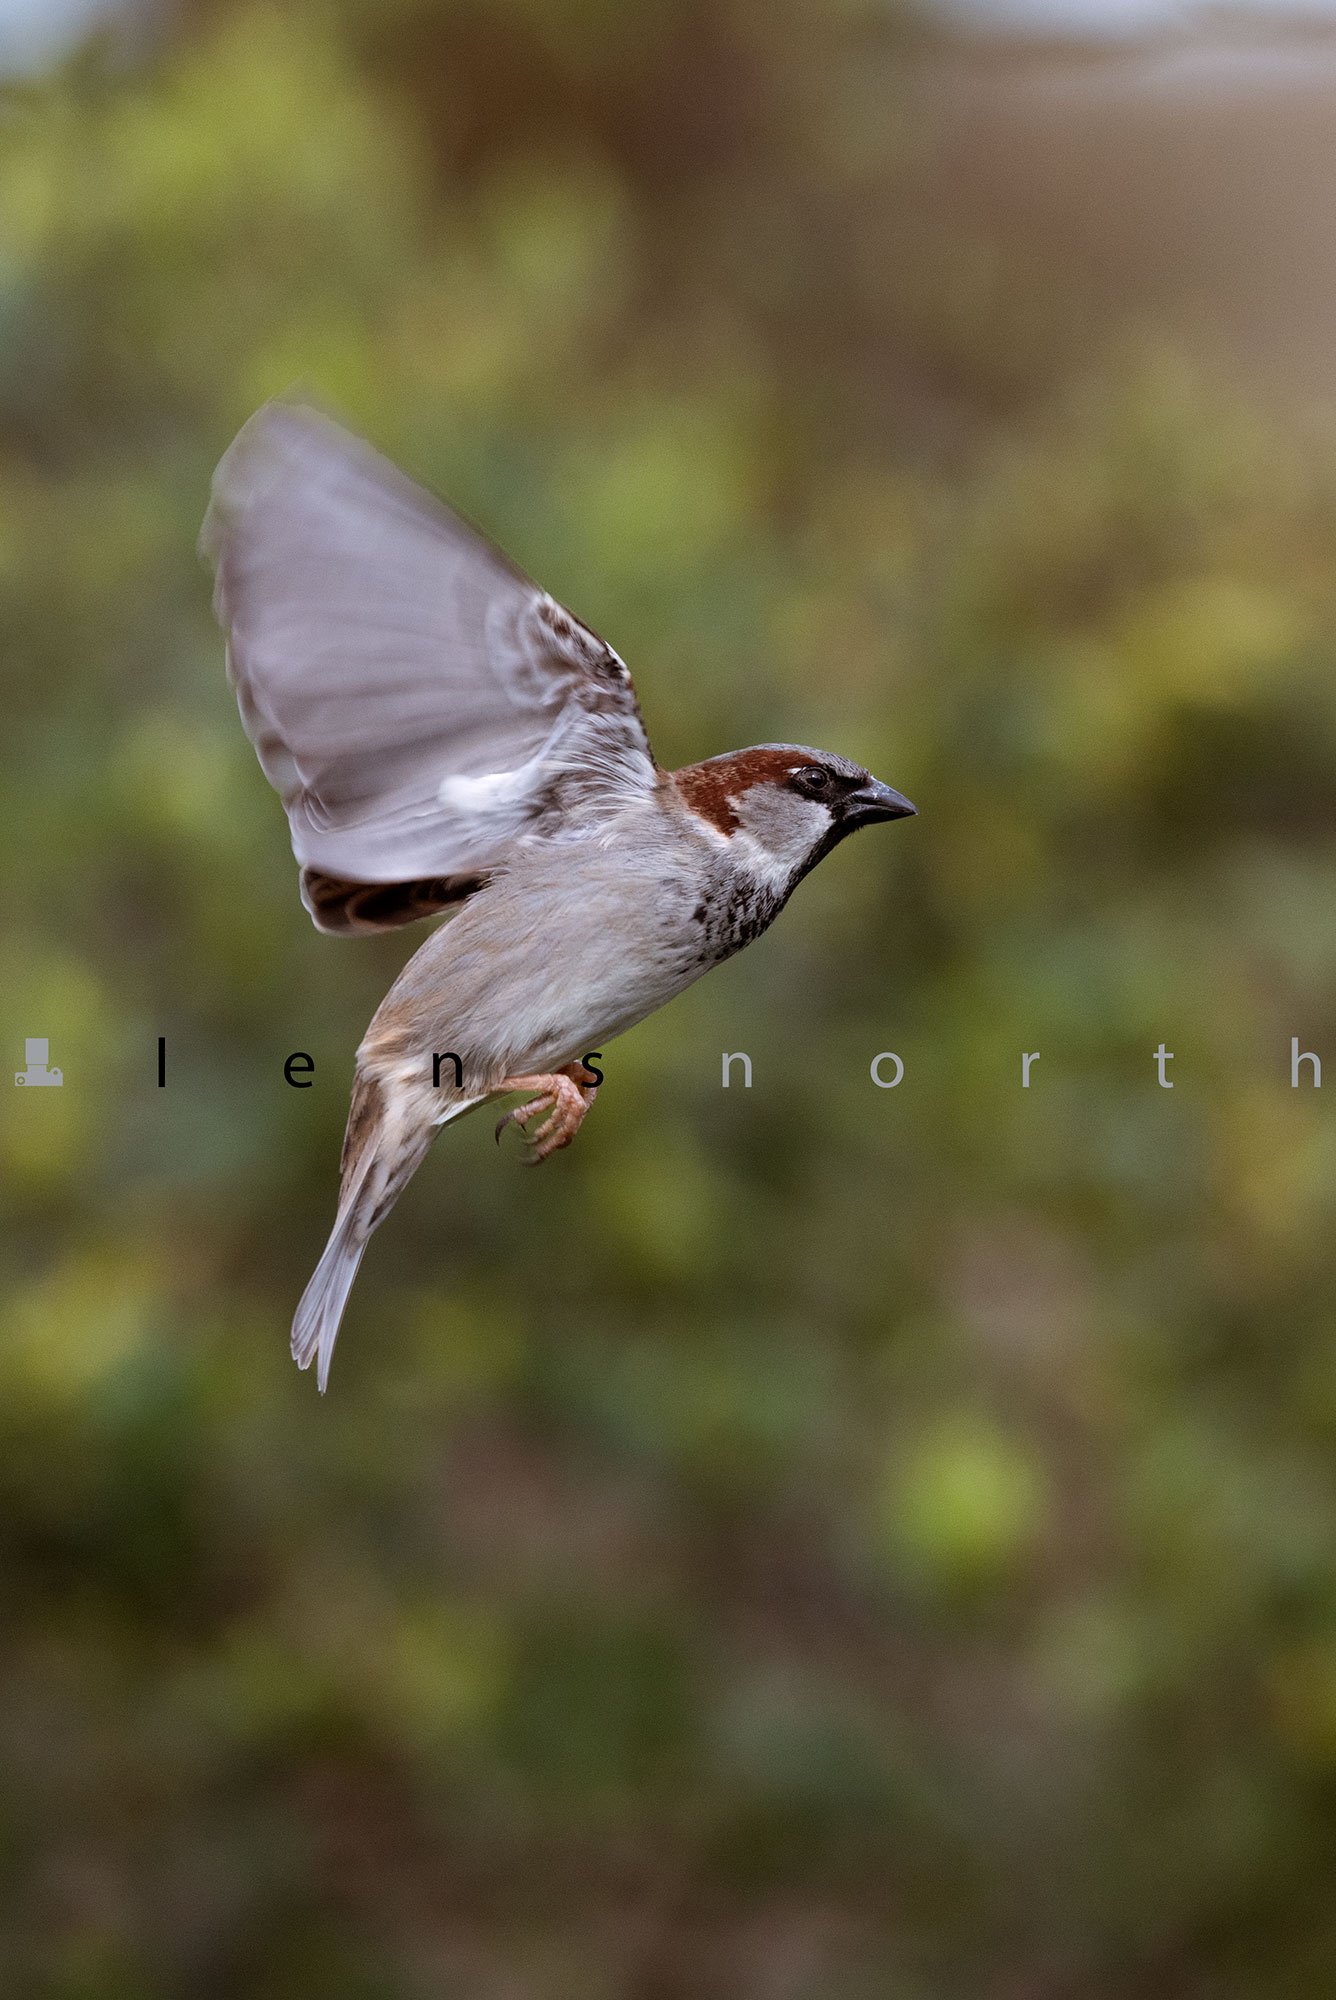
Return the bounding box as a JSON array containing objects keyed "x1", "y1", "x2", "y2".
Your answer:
[{"x1": 200, "y1": 401, "x2": 657, "y2": 933}]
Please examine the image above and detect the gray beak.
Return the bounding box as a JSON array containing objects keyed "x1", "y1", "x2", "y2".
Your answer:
[{"x1": 845, "y1": 776, "x2": 917, "y2": 826}]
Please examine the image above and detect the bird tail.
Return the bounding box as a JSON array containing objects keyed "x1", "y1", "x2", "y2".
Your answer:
[
  {"x1": 291, "y1": 1074, "x2": 485, "y2": 1393},
  {"x1": 291, "y1": 1196, "x2": 371, "y2": 1394}
]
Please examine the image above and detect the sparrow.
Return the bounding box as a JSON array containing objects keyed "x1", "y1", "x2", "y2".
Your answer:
[{"x1": 201, "y1": 401, "x2": 916, "y2": 1390}]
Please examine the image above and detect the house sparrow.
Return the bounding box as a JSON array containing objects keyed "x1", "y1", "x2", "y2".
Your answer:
[{"x1": 201, "y1": 402, "x2": 916, "y2": 1390}]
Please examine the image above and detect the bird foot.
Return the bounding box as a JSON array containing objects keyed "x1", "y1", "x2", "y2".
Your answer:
[{"x1": 493, "y1": 1062, "x2": 600, "y2": 1164}]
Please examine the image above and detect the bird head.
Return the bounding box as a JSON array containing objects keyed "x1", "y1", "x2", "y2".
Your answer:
[{"x1": 673, "y1": 745, "x2": 916, "y2": 890}]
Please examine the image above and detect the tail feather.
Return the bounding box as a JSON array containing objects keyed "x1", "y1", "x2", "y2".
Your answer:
[
  {"x1": 292, "y1": 1085, "x2": 487, "y2": 1393},
  {"x1": 291, "y1": 1213, "x2": 369, "y2": 1393}
]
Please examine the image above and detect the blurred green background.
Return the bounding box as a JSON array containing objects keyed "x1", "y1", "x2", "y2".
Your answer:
[{"x1": 8, "y1": 2, "x2": 1336, "y2": 1994}]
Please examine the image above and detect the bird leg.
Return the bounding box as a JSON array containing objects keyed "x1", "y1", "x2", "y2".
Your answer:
[{"x1": 493, "y1": 1061, "x2": 600, "y2": 1164}]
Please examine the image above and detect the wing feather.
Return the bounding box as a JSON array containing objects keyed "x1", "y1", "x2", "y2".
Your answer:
[{"x1": 200, "y1": 400, "x2": 657, "y2": 930}]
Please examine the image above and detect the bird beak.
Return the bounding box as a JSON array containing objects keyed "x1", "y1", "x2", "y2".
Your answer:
[{"x1": 845, "y1": 776, "x2": 917, "y2": 826}]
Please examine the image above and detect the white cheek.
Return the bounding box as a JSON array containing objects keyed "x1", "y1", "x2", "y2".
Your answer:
[{"x1": 732, "y1": 788, "x2": 832, "y2": 874}]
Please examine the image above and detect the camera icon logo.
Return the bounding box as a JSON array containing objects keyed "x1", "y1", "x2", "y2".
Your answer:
[{"x1": 15, "y1": 1038, "x2": 62, "y2": 1087}]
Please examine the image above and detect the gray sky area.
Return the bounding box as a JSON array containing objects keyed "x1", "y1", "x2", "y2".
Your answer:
[
  {"x1": 0, "y1": 0, "x2": 123, "y2": 69},
  {"x1": 6, "y1": 0, "x2": 1336, "y2": 66},
  {"x1": 947, "y1": 0, "x2": 1336, "y2": 30}
]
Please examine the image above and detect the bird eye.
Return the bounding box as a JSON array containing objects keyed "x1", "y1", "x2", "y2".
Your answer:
[{"x1": 795, "y1": 765, "x2": 830, "y2": 794}]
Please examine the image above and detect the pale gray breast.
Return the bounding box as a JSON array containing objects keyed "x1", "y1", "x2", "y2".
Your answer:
[{"x1": 365, "y1": 806, "x2": 720, "y2": 1079}]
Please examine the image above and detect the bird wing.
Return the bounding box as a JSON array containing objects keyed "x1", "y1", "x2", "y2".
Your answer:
[{"x1": 200, "y1": 400, "x2": 658, "y2": 933}]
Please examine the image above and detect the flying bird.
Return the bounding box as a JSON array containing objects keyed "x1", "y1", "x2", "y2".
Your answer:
[{"x1": 201, "y1": 402, "x2": 916, "y2": 1390}]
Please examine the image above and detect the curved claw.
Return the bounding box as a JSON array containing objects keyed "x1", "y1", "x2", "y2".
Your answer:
[
  {"x1": 494, "y1": 1096, "x2": 552, "y2": 1146},
  {"x1": 491, "y1": 1066, "x2": 598, "y2": 1165}
]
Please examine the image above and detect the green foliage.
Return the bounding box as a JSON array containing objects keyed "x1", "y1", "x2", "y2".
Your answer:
[{"x1": 6, "y1": 4, "x2": 1336, "y2": 1993}]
